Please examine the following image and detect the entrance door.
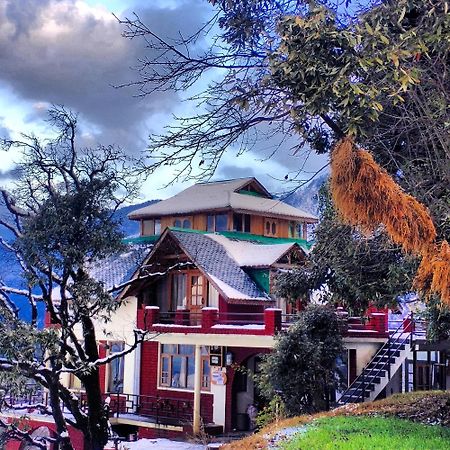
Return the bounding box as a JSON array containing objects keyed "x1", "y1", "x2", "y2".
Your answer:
[{"x1": 189, "y1": 274, "x2": 205, "y2": 324}]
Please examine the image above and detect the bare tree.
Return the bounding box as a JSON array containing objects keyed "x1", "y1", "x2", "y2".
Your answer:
[{"x1": 0, "y1": 107, "x2": 145, "y2": 450}]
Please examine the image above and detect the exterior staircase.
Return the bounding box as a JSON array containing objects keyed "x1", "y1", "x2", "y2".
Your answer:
[{"x1": 338, "y1": 316, "x2": 414, "y2": 405}]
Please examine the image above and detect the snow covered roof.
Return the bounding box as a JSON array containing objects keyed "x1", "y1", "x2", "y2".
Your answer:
[
  {"x1": 128, "y1": 177, "x2": 317, "y2": 222},
  {"x1": 87, "y1": 244, "x2": 153, "y2": 294},
  {"x1": 207, "y1": 234, "x2": 297, "y2": 267},
  {"x1": 167, "y1": 230, "x2": 271, "y2": 302}
]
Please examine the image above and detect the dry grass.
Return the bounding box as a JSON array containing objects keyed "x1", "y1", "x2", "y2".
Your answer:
[{"x1": 221, "y1": 391, "x2": 450, "y2": 449}]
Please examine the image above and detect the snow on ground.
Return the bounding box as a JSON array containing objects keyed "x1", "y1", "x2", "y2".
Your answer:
[{"x1": 107, "y1": 438, "x2": 207, "y2": 449}]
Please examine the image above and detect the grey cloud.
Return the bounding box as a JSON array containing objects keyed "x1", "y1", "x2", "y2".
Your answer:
[{"x1": 0, "y1": 0, "x2": 211, "y2": 155}]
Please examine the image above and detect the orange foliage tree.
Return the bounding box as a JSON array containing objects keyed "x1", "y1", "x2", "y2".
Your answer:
[{"x1": 330, "y1": 137, "x2": 449, "y2": 305}]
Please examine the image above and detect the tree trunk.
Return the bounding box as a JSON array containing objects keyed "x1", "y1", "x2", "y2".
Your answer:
[
  {"x1": 47, "y1": 381, "x2": 75, "y2": 450},
  {"x1": 81, "y1": 316, "x2": 110, "y2": 450}
]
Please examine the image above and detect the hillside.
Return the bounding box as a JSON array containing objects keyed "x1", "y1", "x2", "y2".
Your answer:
[
  {"x1": 222, "y1": 391, "x2": 450, "y2": 449},
  {"x1": 0, "y1": 200, "x2": 159, "y2": 321},
  {"x1": 282, "y1": 173, "x2": 328, "y2": 216}
]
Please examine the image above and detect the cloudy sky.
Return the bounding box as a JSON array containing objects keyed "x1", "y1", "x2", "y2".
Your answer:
[{"x1": 0, "y1": 0, "x2": 328, "y2": 201}]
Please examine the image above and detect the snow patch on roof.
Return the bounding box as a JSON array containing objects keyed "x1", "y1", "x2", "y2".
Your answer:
[
  {"x1": 207, "y1": 273, "x2": 268, "y2": 301},
  {"x1": 207, "y1": 234, "x2": 294, "y2": 266}
]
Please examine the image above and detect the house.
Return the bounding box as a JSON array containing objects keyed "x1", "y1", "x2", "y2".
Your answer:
[{"x1": 3, "y1": 177, "x2": 449, "y2": 448}]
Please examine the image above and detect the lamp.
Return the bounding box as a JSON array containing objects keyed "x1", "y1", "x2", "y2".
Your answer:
[{"x1": 225, "y1": 351, "x2": 233, "y2": 366}]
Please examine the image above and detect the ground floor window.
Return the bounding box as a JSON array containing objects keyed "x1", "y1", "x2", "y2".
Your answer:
[
  {"x1": 108, "y1": 342, "x2": 125, "y2": 393},
  {"x1": 160, "y1": 344, "x2": 210, "y2": 390}
]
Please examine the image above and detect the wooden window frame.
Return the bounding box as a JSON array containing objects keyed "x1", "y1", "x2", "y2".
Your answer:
[
  {"x1": 168, "y1": 270, "x2": 208, "y2": 311},
  {"x1": 264, "y1": 218, "x2": 278, "y2": 237},
  {"x1": 206, "y1": 213, "x2": 228, "y2": 232},
  {"x1": 159, "y1": 344, "x2": 210, "y2": 391}
]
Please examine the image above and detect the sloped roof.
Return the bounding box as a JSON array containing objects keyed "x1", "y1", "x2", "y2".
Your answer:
[
  {"x1": 88, "y1": 244, "x2": 153, "y2": 293},
  {"x1": 207, "y1": 234, "x2": 297, "y2": 267},
  {"x1": 167, "y1": 230, "x2": 270, "y2": 301},
  {"x1": 128, "y1": 177, "x2": 317, "y2": 222}
]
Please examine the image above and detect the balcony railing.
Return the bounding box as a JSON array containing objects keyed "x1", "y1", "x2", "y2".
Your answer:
[
  {"x1": 138, "y1": 306, "x2": 395, "y2": 337},
  {"x1": 0, "y1": 388, "x2": 204, "y2": 427}
]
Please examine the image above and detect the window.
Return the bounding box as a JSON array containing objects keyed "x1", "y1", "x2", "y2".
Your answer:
[
  {"x1": 142, "y1": 219, "x2": 161, "y2": 236},
  {"x1": 173, "y1": 217, "x2": 192, "y2": 229},
  {"x1": 108, "y1": 342, "x2": 125, "y2": 393},
  {"x1": 233, "y1": 213, "x2": 251, "y2": 232},
  {"x1": 288, "y1": 221, "x2": 299, "y2": 238},
  {"x1": 190, "y1": 275, "x2": 204, "y2": 306},
  {"x1": 207, "y1": 214, "x2": 228, "y2": 232},
  {"x1": 160, "y1": 344, "x2": 210, "y2": 390},
  {"x1": 171, "y1": 273, "x2": 187, "y2": 310},
  {"x1": 264, "y1": 219, "x2": 278, "y2": 237},
  {"x1": 154, "y1": 219, "x2": 161, "y2": 234}
]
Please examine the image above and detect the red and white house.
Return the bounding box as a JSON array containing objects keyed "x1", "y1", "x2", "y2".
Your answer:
[{"x1": 3, "y1": 177, "x2": 449, "y2": 448}]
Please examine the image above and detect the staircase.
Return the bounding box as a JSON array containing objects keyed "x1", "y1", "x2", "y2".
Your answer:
[{"x1": 338, "y1": 316, "x2": 414, "y2": 405}]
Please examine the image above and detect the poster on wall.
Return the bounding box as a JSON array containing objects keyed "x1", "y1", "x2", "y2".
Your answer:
[{"x1": 211, "y1": 367, "x2": 227, "y2": 385}]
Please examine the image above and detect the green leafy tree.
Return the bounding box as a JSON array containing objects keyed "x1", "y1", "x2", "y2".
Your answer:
[
  {"x1": 0, "y1": 107, "x2": 144, "y2": 450},
  {"x1": 257, "y1": 305, "x2": 344, "y2": 415},
  {"x1": 120, "y1": 0, "x2": 448, "y2": 305},
  {"x1": 276, "y1": 183, "x2": 419, "y2": 315}
]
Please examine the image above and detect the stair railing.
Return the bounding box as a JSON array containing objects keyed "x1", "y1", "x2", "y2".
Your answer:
[{"x1": 341, "y1": 314, "x2": 414, "y2": 404}]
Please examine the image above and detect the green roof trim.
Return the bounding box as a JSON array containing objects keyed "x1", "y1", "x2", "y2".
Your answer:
[
  {"x1": 247, "y1": 268, "x2": 270, "y2": 293},
  {"x1": 217, "y1": 230, "x2": 313, "y2": 250},
  {"x1": 237, "y1": 189, "x2": 264, "y2": 197},
  {"x1": 122, "y1": 235, "x2": 160, "y2": 244},
  {"x1": 122, "y1": 228, "x2": 314, "y2": 251}
]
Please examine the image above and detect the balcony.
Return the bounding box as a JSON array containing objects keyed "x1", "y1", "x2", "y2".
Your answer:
[{"x1": 137, "y1": 306, "x2": 391, "y2": 338}]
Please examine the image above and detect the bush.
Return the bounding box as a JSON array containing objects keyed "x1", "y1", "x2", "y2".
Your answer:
[{"x1": 256, "y1": 305, "x2": 344, "y2": 416}]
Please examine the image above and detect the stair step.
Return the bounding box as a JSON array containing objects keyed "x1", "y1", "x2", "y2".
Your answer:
[
  {"x1": 371, "y1": 356, "x2": 397, "y2": 364},
  {"x1": 375, "y1": 350, "x2": 400, "y2": 358}
]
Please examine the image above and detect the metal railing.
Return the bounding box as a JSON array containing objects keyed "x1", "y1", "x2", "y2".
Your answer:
[
  {"x1": 106, "y1": 392, "x2": 198, "y2": 425},
  {"x1": 340, "y1": 314, "x2": 425, "y2": 404}
]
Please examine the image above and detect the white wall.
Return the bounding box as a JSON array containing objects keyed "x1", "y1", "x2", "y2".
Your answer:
[{"x1": 68, "y1": 296, "x2": 140, "y2": 395}]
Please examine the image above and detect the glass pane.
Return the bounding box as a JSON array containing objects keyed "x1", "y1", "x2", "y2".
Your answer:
[
  {"x1": 272, "y1": 222, "x2": 277, "y2": 235},
  {"x1": 233, "y1": 213, "x2": 242, "y2": 232},
  {"x1": 174, "y1": 219, "x2": 181, "y2": 227},
  {"x1": 161, "y1": 344, "x2": 176, "y2": 354},
  {"x1": 171, "y1": 274, "x2": 187, "y2": 309},
  {"x1": 108, "y1": 342, "x2": 125, "y2": 393},
  {"x1": 187, "y1": 357, "x2": 195, "y2": 389},
  {"x1": 207, "y1": 215, "x2": 214, "y2": 232},
  {"x1": 265, "y1": 221, "x2": 270, "y2": 234},
  {"x1": 215, "y1": 214, "x2": 228, "y2": 231},
  {"x1": 201, "y1": 346, "x2": 209, "y2": 355},
  {"x1": 142, "y1": 220, "x2": 154, "y2": 236},
  {"x1": 202, "y1": 360, "x2": 210, "y2": 388},
  {"x1": 154, "y1": 219, "x2": 161, "y2": 234},
  {"x1": 161, "y1": 356, "x2": 170, "y2": 385},
  {"x1": 179, "y1": 345, "x2": 194, "y2": 355},
  {"x1": 244, "y1": 214, "x2": 251, "y2": 233},
  {"x1": 171, "y1": 356, "x2": 183, "y2": 387},
  {"x1": 182, "y1": 219, "x2": 191, "y2": 229}
]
